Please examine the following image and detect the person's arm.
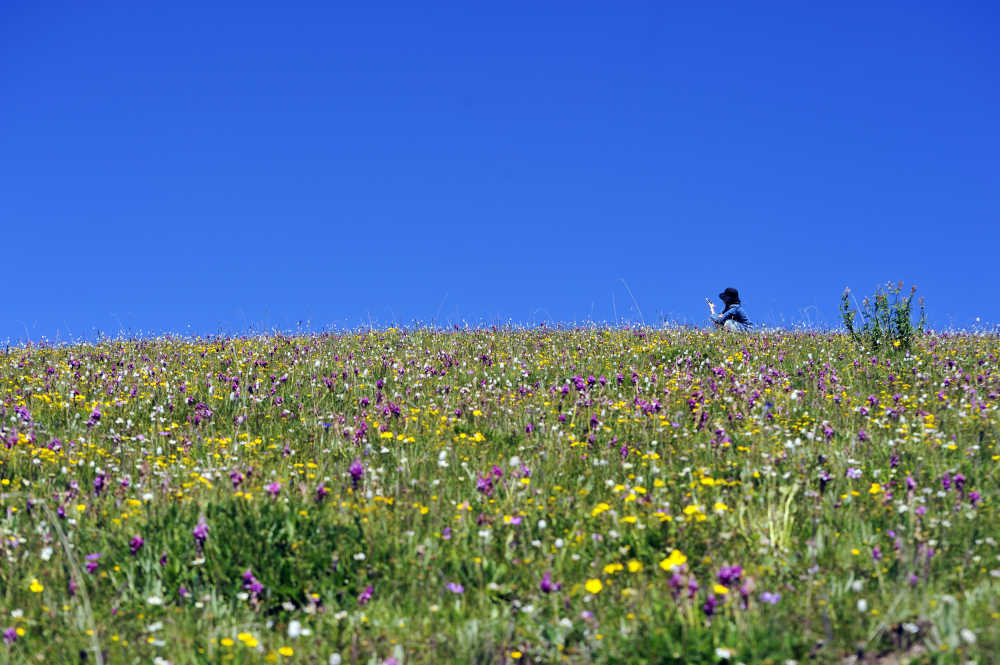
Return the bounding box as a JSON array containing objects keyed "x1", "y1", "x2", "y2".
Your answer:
[
  {"x1": 705, "y1": 298, "x2": 720, "y2": 325},
  {"x1": 710, "y1": 307, "x2": 737, "y2": 326}
]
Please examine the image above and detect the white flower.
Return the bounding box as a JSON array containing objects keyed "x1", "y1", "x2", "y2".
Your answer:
[
  {"x1": 146, "y1": 596, "x2": 163, "y2": 606},
  {"x1": 329, "y1": 655, "x2": 342, "y2": 665},
  {"x1": 40, "y1": 547, "x2": 53, "y2": 561},
  {"x1": 352, "y1": 552, "x2": 366, "y2": 561},
  {"x1": 146, "y1": 621, "x2": 163, "y2": 632},
  {"x1": 960, "y1": 628, "x2": 977, "y2": 644},
  {"x1": 857, "y1": 599, "x2": 868, "y2": 612},
  {"x1": 716, "y1": 647, "x2": 734, "y2": 659},
  {"x1": 288, "y1": 620, "x2": 303, "y2": 638}
]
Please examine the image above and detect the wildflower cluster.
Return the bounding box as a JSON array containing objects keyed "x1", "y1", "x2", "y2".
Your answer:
[{"x1": 0, "y1": 328, "x2": 997, "y2": 663}]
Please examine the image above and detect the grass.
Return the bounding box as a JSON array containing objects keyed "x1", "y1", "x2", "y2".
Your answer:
[{"x1": 0, "y1": 327, "x2": 997, "y2": 664}]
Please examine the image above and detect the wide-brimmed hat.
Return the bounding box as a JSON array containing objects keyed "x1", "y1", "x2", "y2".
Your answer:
[{"x1": 719, "y1": 287, "x2": 740, "y2": 303}]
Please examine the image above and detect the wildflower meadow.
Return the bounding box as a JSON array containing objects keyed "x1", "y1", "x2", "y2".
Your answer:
[{"x1": 1, "y1": 328, "x2": 997, "y2": 664}]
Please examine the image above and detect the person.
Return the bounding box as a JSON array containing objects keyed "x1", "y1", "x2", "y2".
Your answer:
[{"x1": 706, "y1": 287, "x2": 752, "y2": 331}]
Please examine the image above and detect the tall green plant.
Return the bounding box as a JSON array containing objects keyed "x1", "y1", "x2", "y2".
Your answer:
[{"x1": 841, "y1": 281, "x2": 926, "y2": 353}]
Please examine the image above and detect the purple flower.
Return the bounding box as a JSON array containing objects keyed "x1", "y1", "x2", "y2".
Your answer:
[
  {"x1": 3, "y1": 627, "x2": 16, "y2": 644},
  {"x1": 445, "y1": 582, "x2": 464, "y2": 594},
  {"x1": 130, "y1": 535, "x2": 144, "y2": 555},
  {"x1": 906, "y1": 475, "x2": 916, "y2": 491},
  {"x1": 716, "y1": 565, "x2": 742, "y2": 586},
  {"x1": 85, "y1": 552, "x2": 102, "y2": 574},
  {"x1": 857, "y1": 430, "x2": 868, "y2": 442},
  {"x1": 846, "y1": 467, "x2": 862, "y2": 479},
  {"x1": 441, "y1": 526, "x2": 451, "y2": 540},
  {"x1": 953, "y1": 473, "x2": 966, "y2": 491},
  {"x1": 315, "y1": 484, "x2": 329, "y2": 502},
  {"x1": 266, "y1": 481, "x2": 281, "y2": 498},
  {"x1": 178, "y1": 586, "x2": 190, "y2": 598},
  {"x1": 525, "y1": 423, "x2": 534, "y2": 434},
  {"x1": 702, "y1": 595, "x2": 718, "y2": 617},
  {"x1": 539, "y1": 571, "x2": 561, "y2": 593},
  {"x1": 475, "y1": 474, "x2": 494, "y2": 497},
  {"x1": 358, "y1": 585, "x2": 373, "y2": 606},
  {"x1": 969, "y1": 491, "x2": 981, "y2": 506},
  {"x1": 668, "y1": 573, "x2": 684, "y2": 599},
  {"x1": 941, "y1": 473, "x2": 951, "y2": 491},
  {"x1": 192, "y1": 518, "x2": 209, "y2": 550},
  {"x1": 760, "y1": 591, "x2": 781, "y2": 605},
  {"x1": 349, "y1": 460, "x2": 364, "y2": 490},
  {"x1": 93, "y1": 473, "x2": 106, "y2": 496},
  {"x1": 872, "y1": 546, "x2": 882, "y2": 561},
  {"x1": 230, "y1": 470, "x2": 244, "y2": 488},
  {"x1": 242, "y1": 568, "x2": 263, "y2": 595}
]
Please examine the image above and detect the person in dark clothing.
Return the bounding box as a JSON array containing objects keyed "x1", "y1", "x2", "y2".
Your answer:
[{"x1": 706, "y1": 287, "x2": 752, "y2": 331}]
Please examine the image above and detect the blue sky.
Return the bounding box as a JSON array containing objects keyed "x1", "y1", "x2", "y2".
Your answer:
[{"x1": 2, "y1": 1, "x2": 998, "y2": 341}]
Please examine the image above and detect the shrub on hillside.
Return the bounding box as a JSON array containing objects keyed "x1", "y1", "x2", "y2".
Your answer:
[{"x1": 841, "y1": 281, "x2": 926, "y2": 353}]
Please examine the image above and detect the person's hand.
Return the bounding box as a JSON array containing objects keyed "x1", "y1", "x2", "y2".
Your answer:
[{"x1": 705, "y1": 297, "x2": 715, "y2": 314}]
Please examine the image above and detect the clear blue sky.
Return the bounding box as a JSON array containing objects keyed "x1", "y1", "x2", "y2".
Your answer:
[{"x1": 3, "y1": 1, "x2": 998, "y2": 341}]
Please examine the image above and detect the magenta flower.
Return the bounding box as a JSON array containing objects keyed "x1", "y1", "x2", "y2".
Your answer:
[
  {"x1": 130, "y1": 535, "x2": 144, "y2": 555},
  {"x1": 760, "y1": 591, "x2": 781, "y2": 604},
  {"x1": 358, "y1": 585, "x2": 373, "y2": 606},
  {"x1": 315, "y1": 483, "x2": 329, "y2": 502},
  {"x1": 266, "y1": 481, "x2": 282, "y2": 498},
  {"x1": 445, "y1": 582, "x2": 464, "y2": 594},
  {"x1": 539, "y1": 571, "x2": 561, "y2": 593},
  {"x1": 85, "y1": 553, "x2": 102, "y2": 574}
]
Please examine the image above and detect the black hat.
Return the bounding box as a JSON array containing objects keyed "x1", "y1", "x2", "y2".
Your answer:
[{"x1": 719, "y1": 288, "x2": 740, "y2": 303}]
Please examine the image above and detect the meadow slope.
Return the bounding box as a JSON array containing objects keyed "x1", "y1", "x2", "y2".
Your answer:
[{"x1": 1, "y1": 328, "x2": 998, "y2": 664}]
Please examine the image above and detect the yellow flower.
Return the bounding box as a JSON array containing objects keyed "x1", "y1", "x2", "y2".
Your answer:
[
  {"x1": 603, "y1": 563, "x2": 624, "y2": 575},
  {"x1": 585, "y1": 578, "x2": 603, "y2": 594},
  {"x1": 627, "y1": 560, "x2": 643, "y2": 573},
  {"x1": 220, "y1": 638, "x2": 234, "y2": 647},
  {"x1": 713, "y1": 502, "x2": 728, "y2": 513},
  {"x1": 591, "y1": 502, "x2": 610, "y2": 517},
  {"x1": 714, "y1": 584, "x2": 729, "y2": 594},
  {"x1": 510, "y1": 652, "x2": 522, "y2": 660},
  {"x1": 659, "y1": 549, "x2": 687, "y2": 572},
  {"x1": 29, "y1": 579, "x2": 44, "y2": 593},
  {"x1": 851, "y1": 548, "x2": 860, "y2": 556},
  {"x1": 868, "y1": 483, "x2": 883, "y2": 495},
  {"x1": 278, "y1": 646, "x2": 293, "y2": 656}
]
